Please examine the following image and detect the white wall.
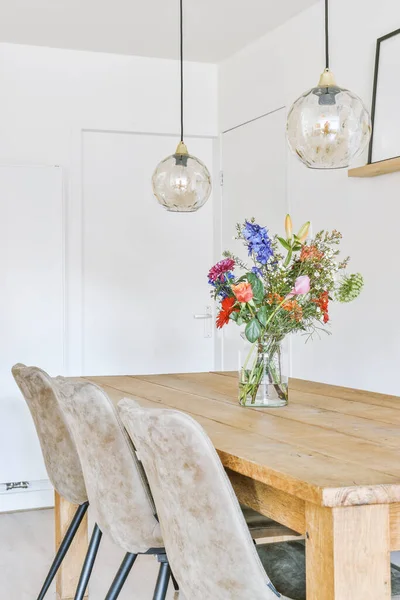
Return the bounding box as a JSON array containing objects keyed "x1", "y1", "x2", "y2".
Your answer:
[
  {"x1": 219, "y1": 0, "x2": 400, "y2": 395},
  {"x1": 0, "y1": 43, "x2": 218, "y2": 157},
  {"x1": 0, "y1": 42, "x2": 218, "y2": 372},
  {"x1": 0, "y1": 43, "x2": 218, "y2": 509}
]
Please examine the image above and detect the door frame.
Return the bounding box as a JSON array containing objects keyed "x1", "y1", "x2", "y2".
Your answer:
[{"x1": 219, "y1": 106, "x2": 294, "y2": 375}]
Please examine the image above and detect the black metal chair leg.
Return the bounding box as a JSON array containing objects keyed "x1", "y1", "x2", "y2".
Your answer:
[
  {"x1": 37, "y1": 501, "x2": 89, "y2": 600},
  {"x1": 153, "y1": 558, "x2": 171, "y2": 600},
  {"x1": 171, "y1": 571, "x2": 179, "y2": 591},
  {"x1": 74, "y1": 523, "x2": 103, "y2": 600},
  {"x1": 104, "y1": 552, "x2": 138, "y2": 600}
]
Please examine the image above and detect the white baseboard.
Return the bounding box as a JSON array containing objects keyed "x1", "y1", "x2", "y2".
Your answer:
[{"x1": 0, "y1": 479, "x2": 54, "y2": 513}]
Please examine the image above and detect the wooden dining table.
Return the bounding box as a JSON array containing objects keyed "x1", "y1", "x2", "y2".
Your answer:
[{"x1": 54, "y1": 371, "x2": 400, "y2": 600}]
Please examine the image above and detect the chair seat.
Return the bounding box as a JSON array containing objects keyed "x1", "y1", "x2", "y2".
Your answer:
[
  {"x1": 240, "y1": 504, "x2": 301, "y2": 540},
  {"x1": 256, "y1": 541, "x2": 400, "y2": 600}
]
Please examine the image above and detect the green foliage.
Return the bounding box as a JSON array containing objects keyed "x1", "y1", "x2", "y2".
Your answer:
[
  {"x1": 277, "y1": 236, "x2": 291, "y2": 251},
  {"x1": 245, "y1": 318, "x2": 262, "y2": 343},
  {"x1": 257, "y1": 305, "x2": 269, "y2": 326},
  {"x1": 246, "y1": 272, "x2": 264, "y2": 303},
  {"x1": 230, "y1": 312, "x2": 244, "y2": 326},
  {"x1": 335, "y1": 273, "x2": 364, "y2": 303}
]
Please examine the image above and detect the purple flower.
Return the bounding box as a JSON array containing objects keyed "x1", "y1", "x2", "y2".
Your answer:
[
  {"x1": 208, "y1": 258, "x2": 235, "y2": 284},
  {"x1": 243, "y1": 221, "x2": 274, "y2": 265},
  {"x1": 251, "y1": 266, "x2": 263, "y2": 277}
]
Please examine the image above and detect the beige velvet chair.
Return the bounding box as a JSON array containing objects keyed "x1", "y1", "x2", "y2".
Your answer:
[
  {"x1": 11, "y1": 364, "x2": 99, "y2": 600},
  {"x1": 119, "y1": 400, "x2": 400, "y2": 600},
  {"x1": 118, "y1": 400, "x2": 292, "y2": 599},
  {"x1": 54, "y1": 377, "x2": 175, "y2": 600}
]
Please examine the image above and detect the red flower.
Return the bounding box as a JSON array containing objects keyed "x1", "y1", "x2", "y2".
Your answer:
[
  {"x1": 216, "y1": 297, "x2": 238, "y2": 329},
  {"x1": 313, "y1": 291, "x2": 329, "y2": 323}
]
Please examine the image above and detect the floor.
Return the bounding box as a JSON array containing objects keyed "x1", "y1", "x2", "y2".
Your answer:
[
  {"x1": 0, "y1": 508, "x2": 179, "y2": 599},
  {"x1": 2, "y1": 508, "x2": 400, "y2": 599}
]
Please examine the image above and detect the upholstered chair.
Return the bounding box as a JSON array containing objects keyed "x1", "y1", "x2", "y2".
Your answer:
[
  {"x1": 119, "y1": 400, "x2": 400, "y2": 600},
  {"x1": 11, "y1": 364, "x2": 99, "y2": 600},
  {"x1": 54, "y1": 378, "x2": 176, "y2": 600}
]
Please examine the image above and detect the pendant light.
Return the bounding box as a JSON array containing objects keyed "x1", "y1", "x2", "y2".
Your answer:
[
  {"x1": 286, "y1": 0, "x2": 371, "y2": 169},
  {"x1": 152, "y1": 0, "x2": 212, "y2": 212}
]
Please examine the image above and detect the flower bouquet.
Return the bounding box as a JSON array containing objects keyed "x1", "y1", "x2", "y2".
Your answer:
[{"x1": 208, "y1": 216, "x2": 363, "y2": 407}]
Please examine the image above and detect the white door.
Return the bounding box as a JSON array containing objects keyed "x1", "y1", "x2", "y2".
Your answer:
[
  {"x1": 221, "y1": 108, "x2": 288, "y2": 369},
  {"x1": 82, "y1": 131, "x2": 215, "y2": 375}
]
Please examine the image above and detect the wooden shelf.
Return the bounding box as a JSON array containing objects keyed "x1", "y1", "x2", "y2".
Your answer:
[{"x1": 348, "y1": 156, "x2": 400, "y2": 178}]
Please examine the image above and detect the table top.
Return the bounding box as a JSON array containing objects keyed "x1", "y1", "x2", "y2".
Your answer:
[{"x1": 86, "y1": 372, "x2": 400, "y2": 508}]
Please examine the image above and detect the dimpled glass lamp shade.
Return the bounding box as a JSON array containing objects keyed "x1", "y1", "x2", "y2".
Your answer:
[
  {"x1": 286, "y1": 0, "x2": 371, "y2": 169},
  {"x1": 152, "y1": 0, "x2": 212, "y2": 212},
  {"x1": 152, "y1": 142, "x2": 212, "y2": 212},
  {"x1": 287, "y1": 69, "x2": 371, "y2": 169}
]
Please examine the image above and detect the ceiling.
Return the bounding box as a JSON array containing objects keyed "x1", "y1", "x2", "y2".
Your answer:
[{"x1": 0, "y1": 0, "x2": 319, "y2": 63}]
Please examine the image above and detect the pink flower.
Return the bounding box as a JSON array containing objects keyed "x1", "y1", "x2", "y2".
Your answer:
[
  {"x1": 232, "y1": 282, "x2": 254, "y2": 303},
  {"x1": 208, "y1": 258, "x2": 235, "y2": 283},
  {"x1": 290, "y1": 275, "x2": 310, "y2": 297}
]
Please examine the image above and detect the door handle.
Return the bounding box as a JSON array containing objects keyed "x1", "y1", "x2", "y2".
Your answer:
[{"x1": 193, "y1": 306, "x2": 212, "y2": 338}]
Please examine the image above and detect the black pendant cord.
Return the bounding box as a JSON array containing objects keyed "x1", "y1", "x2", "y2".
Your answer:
[
  {"x1": 324, "y1": 0, "x2": 330, "y2": 69},
  {"x1": 180, "y1": 0, "x2": 184, "y2": 142}
]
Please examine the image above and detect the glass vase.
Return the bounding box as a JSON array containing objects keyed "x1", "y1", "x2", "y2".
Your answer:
[{"x1": 239, "y1": 335, "x2": 288, "y2": 407}]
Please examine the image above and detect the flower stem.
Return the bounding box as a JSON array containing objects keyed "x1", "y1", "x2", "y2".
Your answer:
[
  {"x1": 265, "y1": 297, "x2": 288, "y2": 327},
  {"x1": 284, "y1": 247, "x2": 293, "y2": 267}
]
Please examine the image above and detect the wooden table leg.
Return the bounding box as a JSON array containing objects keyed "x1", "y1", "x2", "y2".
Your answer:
[
  {"x1": 55, "y1": 492, "x2": 89, "y2": 600},
  {"x1": 305, "y1": 502, "x2": 391, "y2": 600}
]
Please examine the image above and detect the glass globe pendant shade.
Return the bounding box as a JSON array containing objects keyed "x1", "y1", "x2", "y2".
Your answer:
[
  {"x1": 286, "y1": 69, "x2": 372, "y2": 169},
  {"x1": 152, "y1": 142, "x2": 212, "y2": 212}
]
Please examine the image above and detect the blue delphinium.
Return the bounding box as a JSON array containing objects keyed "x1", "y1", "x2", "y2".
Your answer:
[
  {"x1": 251, "y1": 266, "x2": 263, "y2": 277},
  {"x1": 243, "y1": 221, "x2": 274, "y2": 265},
  {"x1": 209, "y1": 272, "x2": 234, "y2": 299}
]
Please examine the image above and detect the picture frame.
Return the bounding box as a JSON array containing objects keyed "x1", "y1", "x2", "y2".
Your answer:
[{"x1": 368, "y1": 27, "x2": 400, "y2": 164}]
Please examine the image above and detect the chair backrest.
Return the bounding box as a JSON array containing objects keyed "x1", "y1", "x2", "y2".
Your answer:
[
  {"x1": 118, "y1": 399, "x2": 283, "y2": 600},
  {"x1": 11, "y1": 364, "x2": 88, "y2": 506},
  {"x1": 55, "y1": 378, "x2": 163, "y2": 554}
]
